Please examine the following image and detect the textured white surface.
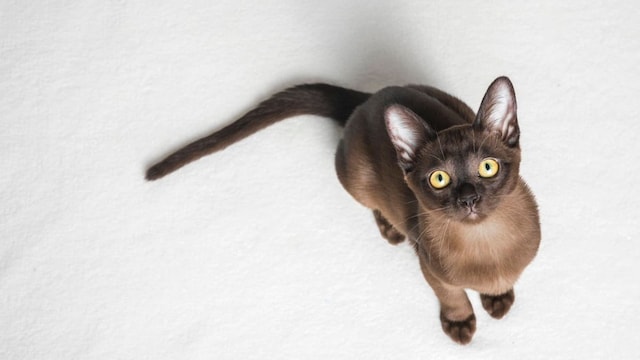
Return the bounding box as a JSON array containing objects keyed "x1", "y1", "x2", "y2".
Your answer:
[{"x1": 2, "y1": 1, "x2": 639, "y2": 359}]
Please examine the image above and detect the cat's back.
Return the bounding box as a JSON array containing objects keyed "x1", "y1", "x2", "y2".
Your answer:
[
  {"x1": 361, "y1": 85, "x2": 472, "y2": 131},
  {"x1": 339, "y1": 85, "x2": 473, "y2": 173}
]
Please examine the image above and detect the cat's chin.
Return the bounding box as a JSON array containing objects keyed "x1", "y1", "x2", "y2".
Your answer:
[{"x1": 460, "y1": 209, "x2": 484, "y2": 223}]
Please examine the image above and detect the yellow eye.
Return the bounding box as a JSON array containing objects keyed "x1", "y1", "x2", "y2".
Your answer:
[
  {"x1": 479, "y1": 158, "x2": 500, "y2": 178},
  {"x1": 429, "y1": 170, "x2": 451, "y2": 189}
]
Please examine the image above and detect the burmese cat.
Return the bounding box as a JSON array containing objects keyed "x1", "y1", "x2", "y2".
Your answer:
[{"x1": 146, "y1": 77, "x2": 540, "y2": 344}]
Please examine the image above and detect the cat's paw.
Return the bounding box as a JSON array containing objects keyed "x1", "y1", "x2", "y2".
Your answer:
[
  {"x1": 373, "y1": 210, "x2": 405, "y2": 244},
  {"x1": 439, "y1": 312, "x2": 476, "y2": 345},
  {"x1": 480, "y1": 289, "x2": 515, "y2": 319}
]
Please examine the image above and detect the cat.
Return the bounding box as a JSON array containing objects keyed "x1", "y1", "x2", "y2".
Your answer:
[{"x1": 146, "y1": 77, "x2": 541, "y2": 344}]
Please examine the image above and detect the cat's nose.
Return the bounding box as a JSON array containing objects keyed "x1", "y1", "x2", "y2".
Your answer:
[{"x1": 457, "y1": 183, "x2": 479, "y2": 207}]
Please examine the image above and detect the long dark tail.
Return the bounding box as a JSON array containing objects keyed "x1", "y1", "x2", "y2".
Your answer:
[{"x1": 145, "y1": 83, "x2": 371, "y2": 181}]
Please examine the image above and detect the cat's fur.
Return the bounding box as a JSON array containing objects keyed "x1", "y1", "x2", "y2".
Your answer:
[{"x1": 146, "y1": 77, "x2": 540, "y2": 344}]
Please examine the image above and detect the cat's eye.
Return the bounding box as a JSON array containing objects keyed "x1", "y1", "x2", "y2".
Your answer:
[
  {"x1": 429, "y1": 170, "x2": 451, "y2": 189},
  {"x1": 478, "y1": 158, "x2": 500, "y2": 178}
]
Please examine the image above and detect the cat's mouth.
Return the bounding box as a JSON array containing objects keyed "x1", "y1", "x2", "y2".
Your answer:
[{"x1": 461, "y1": 206, "x2": 483, "y2": 222}]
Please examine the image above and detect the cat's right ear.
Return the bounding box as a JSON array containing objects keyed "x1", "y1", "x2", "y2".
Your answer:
[
  {"x1": 473, "y1": 76, "x2": 520, "y2": 147},
  {"x1": 385, "y1": 104, "x2": 436, "y2": 173}
]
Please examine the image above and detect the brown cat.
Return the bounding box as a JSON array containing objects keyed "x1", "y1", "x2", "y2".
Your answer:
[{"x1": 146, "y1": 77, "x2": 541, "y2": 344}]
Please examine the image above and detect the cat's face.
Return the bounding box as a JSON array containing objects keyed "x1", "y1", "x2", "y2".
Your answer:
[
  {"x1": 385, "y1": 77, "x2": 522, "y2": 223},
  {"x1": 407, "y1": 126, "x2": 521, "y2": 222}
]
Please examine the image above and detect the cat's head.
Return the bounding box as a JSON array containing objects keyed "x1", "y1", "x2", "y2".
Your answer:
[{"x1": 385, "y1": 77, "x2": 522, "y2": 222}]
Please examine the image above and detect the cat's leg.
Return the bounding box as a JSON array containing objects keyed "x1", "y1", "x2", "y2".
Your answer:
[
  {"x1": 419, "y1": 259, "x2": 475, "y2": 344},
  {"x1": 480, "y1": 289, "x2": 515, "y2": 319},
  {"x1": 372, "y1": 210, "x2": 405, "y2": 244}
]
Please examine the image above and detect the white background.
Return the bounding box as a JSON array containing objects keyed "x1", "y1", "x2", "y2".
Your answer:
[{"x1": 2, "y1": 1, "x2": 639, "y2": 359}]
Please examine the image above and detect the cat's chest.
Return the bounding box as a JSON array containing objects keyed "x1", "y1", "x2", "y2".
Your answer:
[
  {"x1": 453, "y1": 218, "x2": 513, "y2": 247},
  {"x1": 427, "y1": 217, "x2": 527, "y2": 293}
]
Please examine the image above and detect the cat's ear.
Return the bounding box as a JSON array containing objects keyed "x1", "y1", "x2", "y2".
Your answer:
[
  {"x1": 385, "y1": 104, "x2": 436, "y2": 173},
  {"x1": 473, "y1": 76, "x2": 520, "y2": 147}
]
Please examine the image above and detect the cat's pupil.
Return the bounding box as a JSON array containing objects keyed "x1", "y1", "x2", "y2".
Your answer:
[
  {"x1": 437, "y1": 174, "x2": 443, "y2": 182},
  {"x1": 485, "y1": 163, "x2": 491, "y2": 171}
]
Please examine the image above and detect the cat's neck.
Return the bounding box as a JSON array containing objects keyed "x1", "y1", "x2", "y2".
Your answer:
[{"x1": 420, "y1": 179, "x2": 540, "y2": 293}]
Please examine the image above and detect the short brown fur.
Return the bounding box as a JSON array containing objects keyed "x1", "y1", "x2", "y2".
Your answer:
[{"x1": 146, "y1": 77, "x2": 540, "y2": 344}]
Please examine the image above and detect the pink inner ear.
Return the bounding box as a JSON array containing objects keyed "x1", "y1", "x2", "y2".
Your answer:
[
  {"x1": 478, "y1": 78, "x2": 519, "y2": 145},
  {"x1": 500, "y1": 113, "x2": 517, "y2": 141},
  {"x1": 385, "y1": 106, "x2": 423, "y2": 162},
  {"x1": 487, "y1": 99, "x2": 514, "y2": 131}
]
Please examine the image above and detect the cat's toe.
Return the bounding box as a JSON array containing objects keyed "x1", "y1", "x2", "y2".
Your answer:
[
  {"x1": 440, "y1": 312, "x2": 476, "y2": 345},
  {"x1": 480, "y1": 289, "x2": 515, "y2": 319}
]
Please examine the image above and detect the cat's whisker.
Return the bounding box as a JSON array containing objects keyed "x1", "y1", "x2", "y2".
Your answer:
[
  {"x1": 416, "y1": 222, "x2": 431, "y2": 244},
  {"x1": 403, "y1": 207, "x2": 449, "y2": 229},
  {"x1": 472, "y1": 128, "x2": 476, "y2": 153},
  {"x1": 478, "y1": 133, "x2": 491, "y2": 151},
  {"x1": 443, "y1": 220, "x2": 452, "y2": 266},
  {"x1": 436, "y1": 135, "x2": 446, "y2": 161},
  {"x1": 429, "y1": 219, "x2": 450, "y2": 271},
  {"x1": 429, "y1": 154, "x2": 444, "y2": 162}
]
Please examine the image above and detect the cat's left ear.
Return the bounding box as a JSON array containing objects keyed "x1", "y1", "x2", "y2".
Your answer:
[{"x1": 473, "y1": 76, "x2": 520, "y2": 147}]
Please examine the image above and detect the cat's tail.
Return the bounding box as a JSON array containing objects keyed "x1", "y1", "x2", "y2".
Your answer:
[{"x1": 145, "y1": 83, "x2": 371, "y2": 181}]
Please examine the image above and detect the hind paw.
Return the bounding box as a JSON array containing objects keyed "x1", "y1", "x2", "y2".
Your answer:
[{"x1": 373, "y1": 210, "x2": 405, "y2": 244}]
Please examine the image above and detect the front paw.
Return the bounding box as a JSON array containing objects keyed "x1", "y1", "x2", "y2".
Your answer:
[
  {"x1": 440, "y1": 312, "x2": 476, "y2": 345},
  {"x1": 480, "y1": 289, "x2": 515, "y2": 319}
]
